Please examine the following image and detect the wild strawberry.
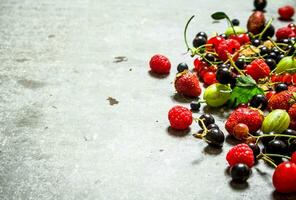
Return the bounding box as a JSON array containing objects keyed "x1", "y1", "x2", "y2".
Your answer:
[
  {"x1": 266, "y1": 91, "x2": 276, "y2": 100},
  {"x1": 225, "y1": 107, "x2": 264, "y2": 135},
  {"x1": 278, "y1": 5, "x2": 295, "y2": 21},
  {"x1": 268, "y1": 90, "x2": 295, "y2": 111},
  {"x1": 229, "y1": 33, "x2": 250, "y2": 45},
  {"x1": 206, "y1": 36, "x2": 225, "y2": 52},
  {"x1": 216, "y1": 39, "x2": 241, "y2": 61},
  {"x1": 276, "y1": 27, "x2": 294, "y2": 41},
  {"x1": 168, "y1": 106, "x2": 192, "y2": 130},
  {"x1": 175, "y1": 71, "x2": 201, "y2": 98},
  {"x1": 203, "y1": 71, "x2": 217, "y2": 86},
  {"x1": 226, "y1": 144, "x2": 255, "y2": 168},
  {"x1": 273, "y1": 162, "x2": 296, "y2": 193},
  {"x1": 245, "y1": 59, "x2": 270, "y2": 82},
  {"x1": 291, "y1": 152, "x2": 296, "y2": 164},
  {"x1": 288, "y1": 104, "x2": 296, "y2": 129},
  {"x1": 149, "y1": 54, "x2": 171, "y2": 74}
]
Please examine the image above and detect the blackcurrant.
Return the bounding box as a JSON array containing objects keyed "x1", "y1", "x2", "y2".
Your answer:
[
  {"x1": 230, "y1": 163, "x2": 251, "y2": 182},
  {"x1": 267, "y1": 52, "x2": 278, "y2": 60},
  {"x1": 216, "y1": 67, "x2": 232, "y2": 84},
  {"x1": 177, "y1": 62, "x2": 188, "y2": 72},
  {"x1": 235, "y1": 58, "x2": 246, "y2": 69},
  {"x1": 281, "y1": 38, "x2": 290, "y2": 44},
  {"x1": 231, "y1": 19, "x2": 240, "y2": 26},
  {"x1": 218, "y1": 63, "x2": 230, "y2": 69},
  {"x1": 193, "y1": 36, "x2": 207, "y2": 48},
  {"x1": 248, "y1": 143, "x2": 261, "y2": 158},
  {"x1": 254, "y1": 0, "x2": 267, "y2": 11},
  {"x1": 259, "y1": 46, "x2": 270, "y2": 55},
  {"x1": 261, "y1": 131, "x2": 276, "y2": 146},
  {"x1": 190, "y1": 101, "x2": 201, "y2": 111},
  {"x1": 249, "y1": 94, "x2": 267, "y2": 110},
  {"x1": 265, "y1": 58, "x2": 276, "y2": 70},
  {"x1": 207, "y1": 123, "x2": 219, "y2": 130},
  {"x1": 204, "y1": 53, "x2": 215, "y2": 62},
  {"x1": 252, "y1": 39, "x2": 261, "y2": 47},
  {"x1": 261, "y1": 24, "x2": 275, "y2": 40},
  {"x1": 283, "y1": 129, "x2": 296, "y2": 136},
  {"x1": 276, "y1": 54, "x2": 285, "y2": 63},
  {"x1": 204, "y1": 128, "x2": 225, "y2": 147},
  {"x1": 198, "y1": 114, "x2": 215, "y2": 128},
  {"x1": 272, "y1": 47, "x2": 280, "y2": 56},
  {"x1": 219, "y1": 33, "x2": 228, "y2": 39},
  {"x1": 266, "y1": 139, "x2": 288, "y2": 155},
  {"x1": 275, "y1": 83, "x2": 288, "y2": 93},
  {"x1": 196, "y1": 32, "x2": 208, "y2": 40}
]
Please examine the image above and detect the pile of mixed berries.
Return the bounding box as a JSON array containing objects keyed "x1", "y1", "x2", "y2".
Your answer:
[{"x1": 149, "y1": 0, "x2": 296, "y2": 194}]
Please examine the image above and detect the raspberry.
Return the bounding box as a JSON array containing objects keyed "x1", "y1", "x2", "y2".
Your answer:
[
  {"x1": 276, "y1": 27, "x2": 294, "y2": 41},
  {"x1": 216, "y1": 39, "x2": 240, "y2": 61},
  {"x1": 149, "y1": 54, "x2": 171, "y2": 74},
  {"x1": 245, "y1": 59, "x2": 270, "y2": 81},
  {"x1": 168, "y1": 106, "x2": 193, "y2": 130},
  {"x1": 226, "y1": 144, "x2": 255, "y2": 168},
  {"x1": 278, "y1": 5, "x2": 295, "y2": 21}
]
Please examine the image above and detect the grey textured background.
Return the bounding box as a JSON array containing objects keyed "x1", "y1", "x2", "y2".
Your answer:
[{"x1": 0, "y1": 0, "x2": 296, "y2": 199}]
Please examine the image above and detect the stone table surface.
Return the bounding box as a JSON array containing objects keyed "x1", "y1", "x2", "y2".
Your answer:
[{"x1": 0, "y1": 0, "x2": 296, "y2": 199}]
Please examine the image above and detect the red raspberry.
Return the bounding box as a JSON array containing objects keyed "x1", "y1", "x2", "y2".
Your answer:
[
  {"x1": 291, "y1": 152, "x2": 296, "y2": 164},
  {"x1": 203, "y1": 71, "x2": 217, "y2": 86},
  {"x1": 226, "y1": 144, "x2": 255, "y2": 168},
  {"x1": 168, "y1": 106, "x2": 192, "y2": 130},
  {"x1": 278, "y1": 5, "x2": 295, "y2": 21},
  {"x1": 149, "y1": 54, "x2": 171, "y2": 74},
  {"x1": 206, "y1": 36, "x2": 225, "y2": 52},
  {"x1": 216, "y1": 39, "x2": 241, "y2": 61},
  {"x1": 276, "y1": 27, "x2": 294, "y2": 41},
  {"x1": 245, "y1": 59, "x2": 270, "y2": 81}
]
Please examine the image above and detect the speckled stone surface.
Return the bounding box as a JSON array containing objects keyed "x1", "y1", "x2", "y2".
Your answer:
[{"x1": 0, "y1": 0, "x2": 296, "y2": 199}]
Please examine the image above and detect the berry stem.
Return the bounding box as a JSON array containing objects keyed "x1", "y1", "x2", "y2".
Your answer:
[
  {"x1": 262, "y1": 153, "x2": 291, "y2": 160},
  {"x1": 257, "y1": 154, "x2": 278, "y2": 168},
  {"x1": 228, "y1": 54, "x2": 244, "y2": 76},
  {"x1": 255, "y1": 134, "x2": 296, "y2": 145},
  {"x1": 258, "y1": 19, "x2": 273, "y2": 40},
  {"x1": 184, "y1": 15, "x2": 195, "y2": 52},
  {"x1": 267, "y1": 37, "x2": 286, "y2": 53}
]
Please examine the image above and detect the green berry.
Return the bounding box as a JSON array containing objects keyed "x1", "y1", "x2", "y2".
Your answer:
[
  {"x1": 262, "y1": 109, "x2": 290, "y2": 134},
  {"x1": 203, "y1": 83, "x2": 231, "y2": 107}
]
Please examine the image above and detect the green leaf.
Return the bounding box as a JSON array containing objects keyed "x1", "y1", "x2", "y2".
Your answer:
[
  {"x1": 211, "y1": 12, "x2": 228, "y2": 20},
  {"x1": 227, "y1": 85, "x2": 264, "y2": 108},
  {"x1": 235, "y1": 75, "x2": 256, "y2": 87}
]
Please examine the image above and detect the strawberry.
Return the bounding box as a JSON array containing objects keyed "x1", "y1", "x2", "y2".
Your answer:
[
  {"x1": 225, "y1": 107, "x2": 264, "y2": 135},
  {"x1": 215, "y1": 39, "x2": 240, "y2": 61},
  {"x1": 288, "y1": 103, "x2": 296, "y2": 129},
  {"x1": 175, "y1": 71, "x2": 201, "y2": 98},
  {"x1": 268, "y1": 90, "x2": 296, "y2": 111},
  {"x1": 245, "y1": 59, "x2": 270, "y2": 81},
  {"x1": 225, "y1": 108, "x2": 262, "y2": 133},
  {"x1": 273, "y1": 162, "x2": 296, "y2": 193}
]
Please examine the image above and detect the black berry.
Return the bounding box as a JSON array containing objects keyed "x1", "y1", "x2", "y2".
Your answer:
[
  {"x1": 254, "y1": 0, "x2": 267, "y2": 11},
  {"x1": 196, "y1": 32, "x2": 208, "y2": 40},
  {"x1": 198, "y1": 114, "x2": 215, "y2": 128},
  {"x1": 204, "y1": 53, "x2": 215, "y2": 62},
  {"x1": 190, "y1": 102, "x2": 201, "y2": 111},
  {"x1": 204, "y1": 128, "x2": 225, "y2": 147},
  {"x1": 177, "y1": 62, "x2": 188, "y2": 72},
  {"x1": 275, "y1": 83, "x2": 288, "y2": 93},
  {"x1": 265, "y1": 58, "x2": 276, "y2": 70},
  {"x1": 266, "y1": 139, "x2": 288, "y2": 156},
  {"x1": 230, "y1": 163, "x2": 251, "y2": 182},
  {"x1": 248, "y1": 143, "x2": 261, "y2": 158},
  {"x1": 216, "y1": 67, "x2": 232, "y2": 84},
  {"x1": 193, "y1": 36, "x2": 207, "y2": 48},
  {"x1": 231, "y1": 19, "x2": 240, "y2": 26},
  {"x1": 207, "y1": 123, "x2": 219, "y2": 130},
  {"x1": 249, "y1": 94, "x2": 268, "y2": 110},
  {"x1": 235, "y1": 58, "x2": 246, "y2": 69},
  {"x1": 252, "y1": 39, "x2": 261, "y2": 47},
  {"x1": 261, "y1": 24, "x2": 275, "y2": 40},
  {"x1": 259, "y1": 46, "x2": 270, "y2": 55}
]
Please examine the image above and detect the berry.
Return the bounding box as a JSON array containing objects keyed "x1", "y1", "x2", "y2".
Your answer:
[
  {"x1": 190, "y1": 101, "x2": 201, "y2": 111},
  {"x1": 231, "y1": 19, "x2": 240, "y2": 26},
  {"x1": 254, "y1": 0, "x2": 267, "y2": 11},
  {"x1": 278, "y1": 5, "x2": 295, "y2": 21},
  {"x1": 230, "y1": 163, "x2": 251, "y2": 182},
  {"x1": 219, "y1": 33, "x2": 227, "y2": 39},
  {"x1": 267, "y1": 52, "x2": 278, "y2": 60},
  {"x1": 232, "y1": 123, "x2": 249, "y2": 140},
  {"x1": 249, "y1": 94, "x2": 268, "y2": 110},
  {"x1": 265, "y1": 58, "x2": 276, "y2": 70},
  {"x1": 266, "y1": 139, "x2": 288, "y2": 156},
  {"x1": 261, "y1": 24, "x2": 275, "y2": 40},
  {"x1": 204, "y1": 53, "x2": 215, "y2": 62},
  {"x1": 275, "y1": 83, "x2": 288, "y2": 93},
  {"x1": 207, "y1": 123, "x2": 219, "y2": 130},
  {"x1": 252, "y1": 39, "x2": 261, "y2": 47},
  {"x1": 291, "y1": 152, "x2": 296, "y2": 164},
  {"x1": 196, "y1": 32, "x2": 208, "y2": 40},
  {"x1": 262, "y1": 109, "x2": 291, "y2": 134},
  {"x1": 245, "y1": 59, "x2": 270, "y2": 81},
  {"x1": 288, "y1": 104, "x2": 296, "y2": 130},
  {"x1": 203, "y1": 71, "x2": 217, "y2": 86},
  {"x1": 177, "y1": 62, "x2": 189, "y2": 73},
  {"x1": 149, "y1": 54, "x2": 171, "y2": 74},
  {"x1": 273, "y1": 162, "x2": 296, "y2": 193},
  {"x1": 226, "y1": 144, "x2": 255, "y2": 168},
  {"x1": 204, "y1": 128, "x2": 225, "y2": 147},
  {"x1": 206, "y1": 36, "x2": 225, "y2": 52},
  {"x1": 216, "y1": 39, "x2": 241, "y2": 61},
  {"x1": 247, "y1": 11, "x2": 266, "y2": 34},
  {"x1": 261, "y1": 131, "x2": 276, "y2": 146},
  {"x1": 216, "y1": 67, "x2": 232, "y2": 84},
  {"x1": 168, "y1": 106, "x2": 192, "y2": 130},
  {"x1": 193, "y1": 36, "x2": 207, "y2": 48},
  {"x1": 248, "y1": 143, "x2": 261, "y2": 158},
  {"x1": 235, "y1": 58, "x2": 245, "y2": 69},
  {"x1": 268, "y1": 90, "x2": 295, "y2": 111},
  {"x1": 194, "y1": 58, "x2": 207, "y2": 72},
  {"x1": 229, "y1": 34, "x2": 250, "y2": 45},
  {"x1": 276, "y1": 27, "x2": 294, "y2": 41},
  {"x1": 281, "y1": 73, "x2": 293, "y2": 85},
  {"x1": 259, "y1": 46, "x2": 270, "y2": 55},
  {"x1": 198, "y1": 114, "x2": 215, "y2": 128},
  {"x1": 225, "y1": 107, "x2": 264, "y2": 135},
  {"x1": 266, "y1": 90, "x2": 276, "y2": 100},
  {"x1": 203, "y1": 83, "x2": 231, "y2": 107},
  {"x1": 175, "y1": 72, "x2": 201, "y2": 98}
]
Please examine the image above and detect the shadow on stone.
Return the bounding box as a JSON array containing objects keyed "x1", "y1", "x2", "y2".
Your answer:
[
  {"x1": 272, "y1": 191, "x2": 296, "y2": 200},
  {"x1": 203, "y1": 145, "x2": 223, "y2": 155},
  {"x1": 226, "y1": 135, "x2": 241, "y2": 146},
  {"x1": 148, "y1": 71, "x2": 169, "y2": 79},
  {"x1": 167, "y1": 127, "x2": 190, "y2": 137},
  {"x1": 277, "y1": 17, "x2": 294, "y2": 22},
  {"x1": 229, "y1": 180, "x2": 249, "y2": 190},
  {"x1": 224, "y1": 166, "x2": 231, "y2": 176},
  {"x1": 171, "y1": 93, "x2": 194, "y2": 103}
]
